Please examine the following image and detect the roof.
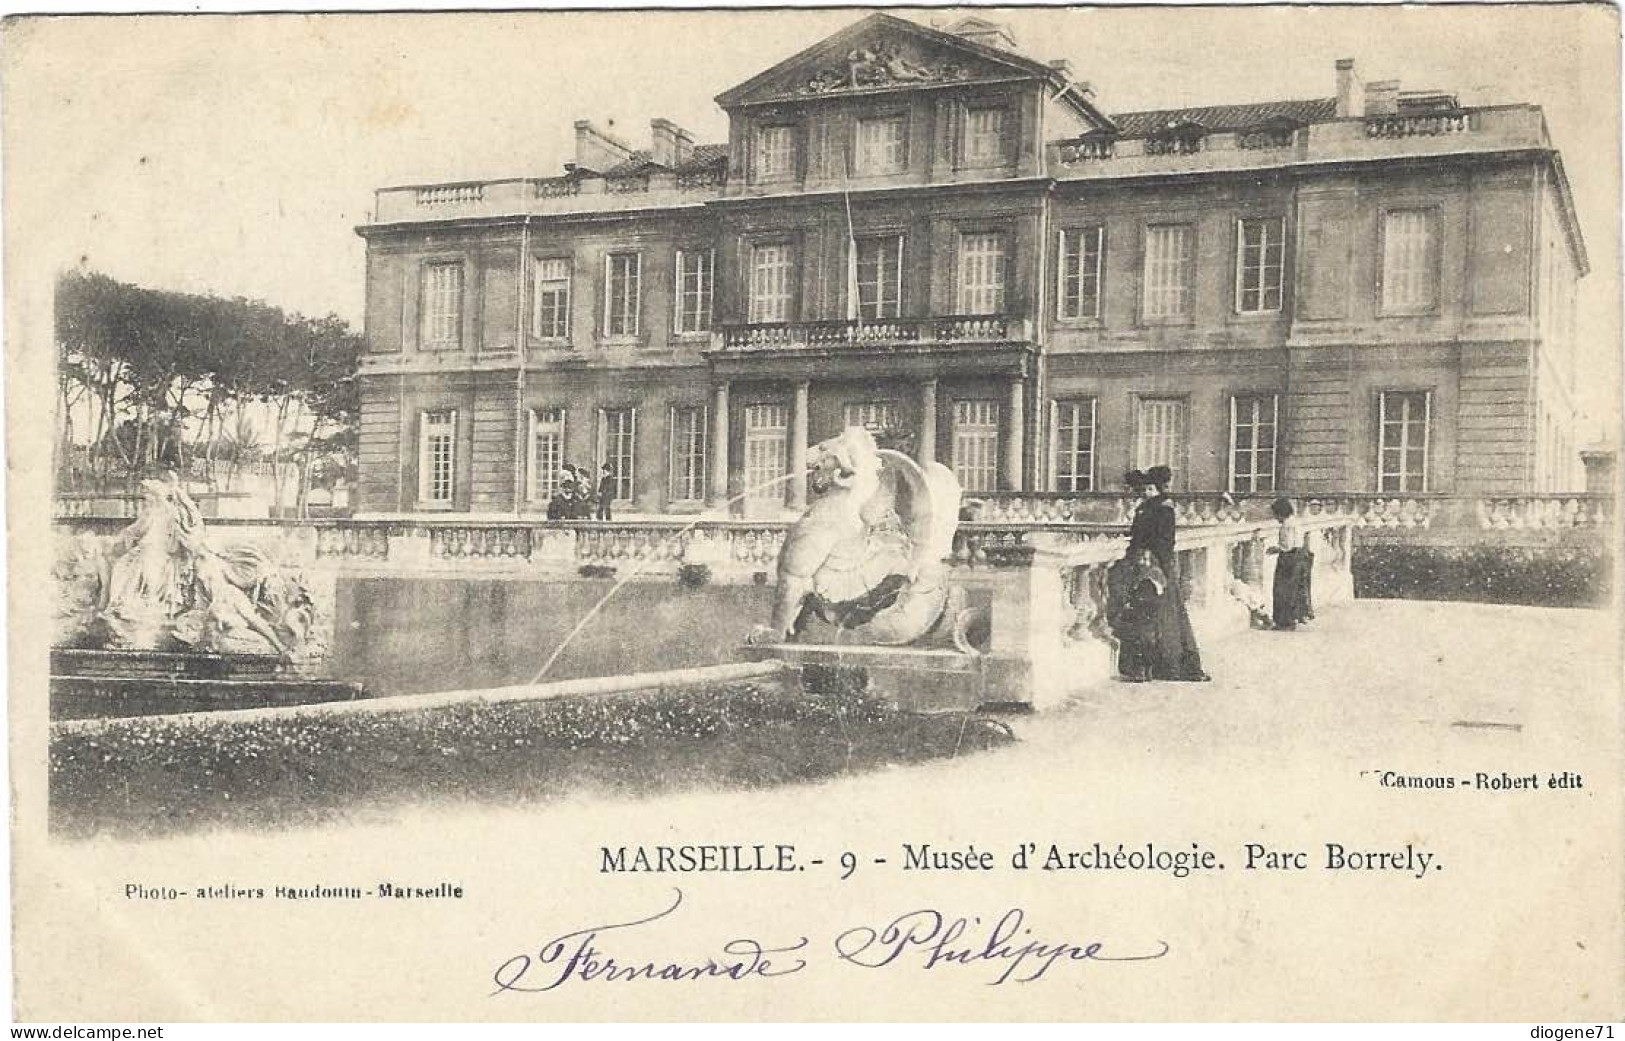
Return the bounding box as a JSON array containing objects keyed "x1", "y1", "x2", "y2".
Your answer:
[
  {"x1": 1109, "y1": 98, "x2": 1338, "y2": 138},
  {"x1": 714, "y1": 12, "x2": 1115, "y2": 131}
]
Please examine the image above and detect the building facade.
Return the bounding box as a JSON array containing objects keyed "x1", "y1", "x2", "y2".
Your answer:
[{"x1": 354, "y1": 13, "x2": 1588, "y2": 517}]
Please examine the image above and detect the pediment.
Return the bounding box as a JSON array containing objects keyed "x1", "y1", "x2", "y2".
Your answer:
[{"x1": 717, "y1": 13, "x2": 1050, "y2": 107}]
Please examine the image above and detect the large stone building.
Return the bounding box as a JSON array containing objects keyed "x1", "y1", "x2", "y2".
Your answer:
[{"x1": 354, "y1": 13, "x2": 1588, "y2": 517}]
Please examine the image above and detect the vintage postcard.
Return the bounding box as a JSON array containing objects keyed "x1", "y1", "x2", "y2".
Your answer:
[{"x1": 4, "y1": 3, "x2": 1622, "y2": 1023}]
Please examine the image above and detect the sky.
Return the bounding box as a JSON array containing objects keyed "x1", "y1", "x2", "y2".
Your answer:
[{"x1": 5, "y1": 4, "x2": 1620, "y2": 436}]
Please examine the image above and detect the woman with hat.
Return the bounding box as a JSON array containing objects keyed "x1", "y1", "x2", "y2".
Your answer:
[{"x1": 1110, "y1": 465, "x2": 1211, "y2": 682}]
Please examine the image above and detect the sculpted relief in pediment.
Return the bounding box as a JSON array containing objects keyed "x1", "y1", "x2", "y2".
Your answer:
[{"x1": 794, "y1": 39, "x2": 979, "y2": 96}]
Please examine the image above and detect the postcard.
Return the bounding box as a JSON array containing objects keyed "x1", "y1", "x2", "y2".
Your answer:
[{"x1": 5, "y1": 4, "x2": 1622, "y2": 1022}]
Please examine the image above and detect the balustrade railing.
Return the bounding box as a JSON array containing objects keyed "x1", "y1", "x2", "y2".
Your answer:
[
  {"x1": 415, "y1": 184, "x2": 485, "y2": 206},
  {"x1": 1364, "y1": 110, "x2": 1473, "y2": 138},
  {"x1": 718, "y1": 315, "x2": 1026, "y2": 352}
]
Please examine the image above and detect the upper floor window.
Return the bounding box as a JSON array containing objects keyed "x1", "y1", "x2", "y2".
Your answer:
[
  {"x1": 418, "y1": 409, "x2": 457, "y2": 505},
  {"x1": 1058, "y1": 226, "x2": 1105, "y2": 321},
  {"x1": 749, "y1": 243, "x2": 795, "y2": 324},
  {"x1": 1229, "y1": 394, "x2": 1278, "y2": 493},
  {"x1": 957, "y1": 232, "x2": 1007, "y2": 316},
  {"x1": 420, "y1": 261, "x2": 463, "y2": 349},
  {"x1": 1143, "y1": 224, "x2": 1194, "y2": 320},
  {"x1": 1052, "y1": 398, "x2": 1097, "y2": 492},
  {"x1": 675, "y1": 249, "x2": 714, "y2": 335},
  {"x1": 1381, "y1": 209, "x2": 1439, "y2": 314},
  {"x1": 754, "y1": 125, "x2": 795, "y2": 181},
  {"x1": 855, "y1": 116, "x2": 907, "y2": 175},
  {"x1": 1236, "y1": 218, "x2": 1285, "y2": 314},
  {"x1": 532, "y1": 257, "x2": 570, "y2": 339},
  {"x1": 1378, "y1": 390, "x2": 1431, "y2": 492},
  {"x1": 962, "y1": 106, "x2": 1007, "y2": 166},
  {"x1": 604, "y1": 252, "x2": 641, "y2": 337},
  {"x1": 856, "y1": 235, "x2": 903, "y2": 320}
]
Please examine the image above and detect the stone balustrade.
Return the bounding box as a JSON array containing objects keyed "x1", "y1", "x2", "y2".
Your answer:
[
  {"x1": 969, "y1": 491, "x2": 1613, "y2": 534},
  {"x1": 716, "y1": 315, "x2": 1032, "y2": 353}
]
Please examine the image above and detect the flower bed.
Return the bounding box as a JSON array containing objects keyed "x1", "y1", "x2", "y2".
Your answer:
[
  {"x1": 50, "y1": 678, "x2": 1015, "y2": 840},
  {"x1": 1352, "y1": 542, "x2": 1612, "y2": 608}
]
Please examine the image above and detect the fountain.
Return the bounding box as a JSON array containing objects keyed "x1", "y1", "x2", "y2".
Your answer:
[
  {"x1": 51, "y1": 473, "x2": 362, "y2": 719},
  {"x1": 741, "y1": 427, "x2": 1015, "y2": 712}
]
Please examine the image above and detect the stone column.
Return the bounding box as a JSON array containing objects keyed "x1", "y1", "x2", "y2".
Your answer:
[
  {"x1": 1005, "y1": 376, "x2": 1026, "y2": 492},
  {"x1": 709, "y1": 382, "x2": 730, "y2": 511},
  {"x1": 789, "y1": 380, "x2": 810, "y2": 510},
  {"x1": 918, "y1": 378, "x2": 938, "y2": 468}
]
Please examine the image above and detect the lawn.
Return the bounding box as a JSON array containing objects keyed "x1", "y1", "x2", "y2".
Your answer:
[{"x1": 50, "y1": 676, "x2": 1016, "y2": 840}]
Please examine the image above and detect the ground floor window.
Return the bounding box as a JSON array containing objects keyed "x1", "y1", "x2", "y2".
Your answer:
[
  {"x1": 1134, "y1": 397, "x2": 1186, "y2": 482},
  {"x1": 1052, "y1": 398, "x2": 1096, "y2": 492},
  {"x1": 528, "y1": 407, "x2": 566, "y2": 501},
  {"x1": 1229, "y1": 394, "x2": 1278, "y2": 493},
  {"x1": 417, "y1": 409, "x2": 457, "y2": 505},
  {"x1": 953, "y1": 399, "x2": 1000, "y2": 493},
  {"x1": 669, "y1": 405, "x2": 708, "y2": 503},
  {"x1": 597, "y1": 407, "x2": 637, "y2": 501},
  {"x1": 743, "y1": 403, "x2": 789, "y2": 510},
  {"x1": 1378, "y1": 390, "x2": 1431, "y2": 492},
  {"x1": 843, "y1": 400, "x2": 900, "y2": 435}
]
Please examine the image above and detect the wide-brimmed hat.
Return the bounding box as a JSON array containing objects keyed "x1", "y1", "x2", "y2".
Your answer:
[
  {"x1": 1146, "y1": 465, "x2": 1173, "y2": 487},
  {"x1": 1123, "y1": 469, "x2": 1151, "y2": 488}
]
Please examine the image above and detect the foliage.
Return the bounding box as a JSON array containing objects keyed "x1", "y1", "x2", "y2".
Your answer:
[
  {"x1": 55, "y1": 269, "x2": 361, "y2": 511},
  {"x1": 49, "y1": 680, "x2": 1016, "y2": 839},
  {"x1": 1353, "y1": 542, "x2": 1612, "y2": 608}
]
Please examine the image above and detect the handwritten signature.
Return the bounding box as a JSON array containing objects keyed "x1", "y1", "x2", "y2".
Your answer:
[{"x1": 491, "y1": 889, "x2": 1169, "y2": 993}]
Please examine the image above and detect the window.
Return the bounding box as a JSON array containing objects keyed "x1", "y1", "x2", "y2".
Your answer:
[
  {"x1": 1236, "y1": 218, "x2": 1285, "y2": 313},
  {"x1": 532, "y1": 258, "x2": 570, "y2": 339},
  {"x1": 604, "y1": 253, "x2": 641, "y2": 337},
  {"x1": 1052, "y1": 399, "x2": 1097, "y2": 492},
  {"x1": 856, "y1": 236, "x2": 903, "y2": 320},
  {"x1": 953, "y1": 399, "x2": 1000, "y2": 493},
  {"x1": 963, "y1": 106, "x2": 1006, "y2": 165},
  {"x1": 420, "y1": 262, "x2": 463, "y2": 348},
  {"x1": 754, "y1": 125, "x2": 795, "y2": 180},
  {"x1": 417, "y1": 409, "x2": 457, "y2": 505},
  {"x1": 855, "y1": 116, "x2": 907, "y2": 174},
  {"x1": 1381, "y1": 209, "x2": 1439, "y2": 314},
  {"x1": 1229, "y1": 394, "x2": 1279, "y2": 493},
  {"x1": 528, "y1": 407, "x2": 567, "y2": 501},
  {"x1": 674, "y1": 249, "x2": 714, "y2": 334},
  {"x1": 843, "y1": 401, "x2": 900, "y2": 433},
  {"x1": 597, "y1": 407, "x2": 637, "y2": 501},
  {"x1": 1378, "y1": 390, "x2": 1431, "y2": 492},
  {"x1": 1134, "y1": 398, "x2": 1186, "y2": 478},
  {"x1": 957, "y1": 233, "x2": 1007, "y2": 315},
  {"x1": 743, "y1": 403, "x2": 789, "y2": 511},
  {"x1": 668, "y1": 405, "x2": 708, "y2": 502},
  {"x1": 749, "y1": 243, "x2": 794, "y2": 324},
  {"x1": 1058, "y1": 226, "x2": 1105, "y2": 320},
  {"x1": 1143, "y1": 224, "x2": 1194, "y2": 319}
]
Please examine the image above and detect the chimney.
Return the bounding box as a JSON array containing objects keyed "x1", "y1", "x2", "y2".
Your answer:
[
  {"x1": 1335, "y1": 58, "x2": 1364, "y2": 118},
  {"x1": 573, "y1": 119, "x2": 637, "y2": 173},
  {"x1": 946, "y1": 16, "x2": 1018, "y2": 52},
  {"x1": 649, "y1": 118, "x2": 694, "y2": 168},
  {"x1": 1364, "y1": 79, "x2": 1400, "y2": 117}
]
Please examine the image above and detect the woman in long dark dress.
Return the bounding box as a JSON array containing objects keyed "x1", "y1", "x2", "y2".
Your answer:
[
  {"x1": 1267, "y1": 496, "x2": 1314, "y2": 629},
  {"x1": 1116, "y1": 466, "x2": 1211, "y2": 682}
]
